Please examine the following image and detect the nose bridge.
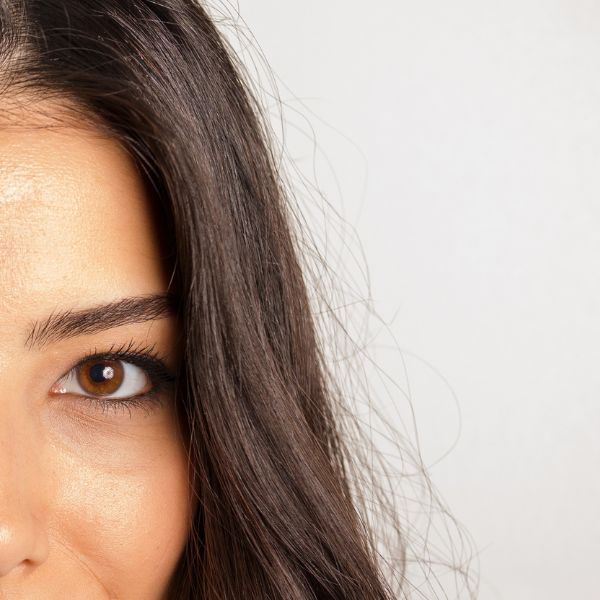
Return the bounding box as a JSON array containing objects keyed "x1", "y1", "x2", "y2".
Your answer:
[{"x1": 0, "y1": 369, "x2": 49, "y2": 576}]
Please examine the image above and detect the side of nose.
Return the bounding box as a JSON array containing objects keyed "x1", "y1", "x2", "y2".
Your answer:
[
  {"x1": 0, "y1": 394, "x2": 49, "y2": 577},
  {"x1": 0, "y1": 517, "x2": 49, "y2": 576}
]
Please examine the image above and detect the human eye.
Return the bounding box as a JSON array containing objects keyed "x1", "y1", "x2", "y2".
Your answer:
[{"x1": 49, "y1": 340, "x2": 177, "y2": 415}]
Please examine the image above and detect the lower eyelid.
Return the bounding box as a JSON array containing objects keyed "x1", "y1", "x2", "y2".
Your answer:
[
  {"x1": 57, "y1": 388, "x2": 169, "y2": 422},
  {"x1": 86, "y1": 393, "x2": 164, "y2": 417}
]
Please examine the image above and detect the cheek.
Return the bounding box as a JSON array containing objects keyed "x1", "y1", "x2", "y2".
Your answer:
[{"x1": 46, "y1": 410, "x2": 192, "y2": 598}]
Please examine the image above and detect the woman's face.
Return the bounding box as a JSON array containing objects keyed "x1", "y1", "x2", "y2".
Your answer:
[{"x1": 0, "y1": 104, "x2": 191, "y2": 598}]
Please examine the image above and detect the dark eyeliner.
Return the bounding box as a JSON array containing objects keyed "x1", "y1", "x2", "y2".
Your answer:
[{"x1": 63, "y1": 339, "x2": 177, "y2": 414}]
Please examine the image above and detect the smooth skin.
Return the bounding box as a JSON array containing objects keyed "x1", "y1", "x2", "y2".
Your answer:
[{"x1": 0, "y1": 100, "x2": 191, "y2": 598}]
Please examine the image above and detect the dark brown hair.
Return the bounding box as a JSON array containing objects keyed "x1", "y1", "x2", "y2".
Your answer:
[{"x1": 0, "y1": 1, "x2": 474, "y2": 598}]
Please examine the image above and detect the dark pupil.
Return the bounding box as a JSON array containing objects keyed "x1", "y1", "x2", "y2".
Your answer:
[{"x1": 89, "y1": 363, "x2": 111, "y2": 383}]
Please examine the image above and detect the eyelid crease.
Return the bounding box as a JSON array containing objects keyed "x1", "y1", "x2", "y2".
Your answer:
[{"x1": 72, "y1": 338, "x2": 168, "y2": 373}]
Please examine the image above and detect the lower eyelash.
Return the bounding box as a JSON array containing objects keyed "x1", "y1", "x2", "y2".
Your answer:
[{"x1": 86, "y1": 392, "x2": 165, "y2": 418}]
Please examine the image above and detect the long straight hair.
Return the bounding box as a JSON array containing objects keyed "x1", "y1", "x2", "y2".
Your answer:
[{"x1": 0, "y1": 0, "x2": 404, "y2": 597}]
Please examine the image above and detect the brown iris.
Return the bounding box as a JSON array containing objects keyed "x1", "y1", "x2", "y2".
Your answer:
[{"x1": 77, "y1": 359, "x2": 125, "y2": 396}]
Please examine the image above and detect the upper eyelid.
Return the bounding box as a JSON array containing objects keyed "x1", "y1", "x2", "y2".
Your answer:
[
  {"x1": 71, "y1": 350, "x2": 159, "y2": 372},
  {"x1": 73, "y1": 339, "x2": 162, "y2": 366},
  {"x1": 60, "y1": 339, "x2": 170, "y2": 378}
]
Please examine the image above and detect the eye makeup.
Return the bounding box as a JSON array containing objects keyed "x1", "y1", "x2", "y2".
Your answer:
[{"x1": 50, "y1": 338, "x2": 178, "y2": 416}]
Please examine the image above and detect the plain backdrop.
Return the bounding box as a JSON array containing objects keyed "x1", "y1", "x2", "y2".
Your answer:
[{"x1": 224, "y1": 2, "x2": 600, "y2": 598}]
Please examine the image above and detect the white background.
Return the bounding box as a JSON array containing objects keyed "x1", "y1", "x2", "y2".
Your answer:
[{"x1": 225, "y1": 2, "x2": 600, "y2": 598}]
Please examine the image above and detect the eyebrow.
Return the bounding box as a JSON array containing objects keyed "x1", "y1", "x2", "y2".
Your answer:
[{"x1": 25, "y1": 293, "x2": 178, "y2": 350}]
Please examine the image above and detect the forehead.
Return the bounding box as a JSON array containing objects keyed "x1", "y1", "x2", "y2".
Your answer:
[{"x1": 0, "y1": 109, "x2": 170, "y2": 325}]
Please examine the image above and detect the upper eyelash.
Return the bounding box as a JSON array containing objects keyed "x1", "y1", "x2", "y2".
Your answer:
[{"x1": 76, "y1": 338, "x2": 166, "y2": 366}]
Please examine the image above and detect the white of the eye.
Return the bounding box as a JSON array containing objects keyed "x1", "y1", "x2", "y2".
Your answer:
[{"x1": 57, "y1": 360, "x2": 150, "y2": 399}]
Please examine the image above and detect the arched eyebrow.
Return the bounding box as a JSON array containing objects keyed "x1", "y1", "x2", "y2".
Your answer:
[{"x1": 25, "y1": 293, "x2": 178, "y2": 350}]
